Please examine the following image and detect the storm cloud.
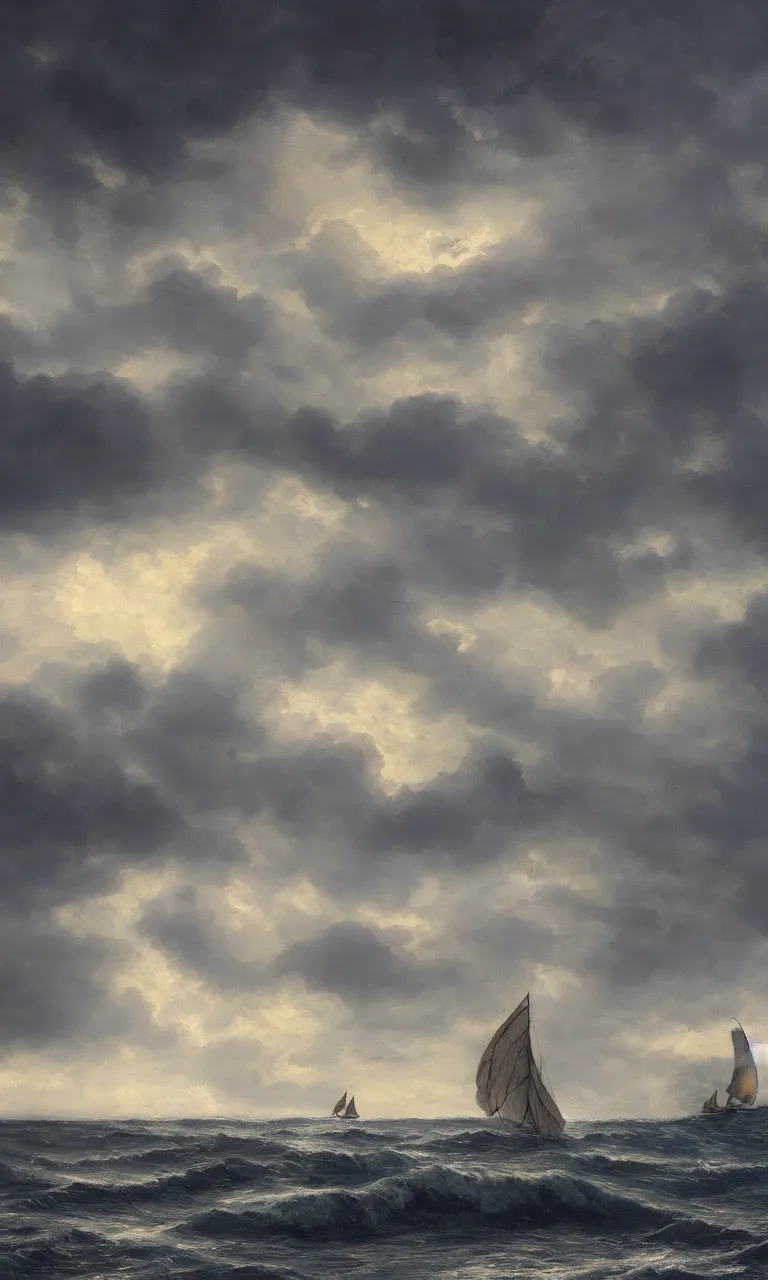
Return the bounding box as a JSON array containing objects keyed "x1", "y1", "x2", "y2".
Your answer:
[{"x1": 1, "y1": 0, "x2": 768, "y2": 1121}]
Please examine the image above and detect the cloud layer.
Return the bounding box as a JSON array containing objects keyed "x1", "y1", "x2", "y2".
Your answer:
[{"x1": 1, "y1": 0, "x2": 768, "y2": 1120}]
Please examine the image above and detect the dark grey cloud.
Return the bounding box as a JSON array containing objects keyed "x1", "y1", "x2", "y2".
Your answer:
[
  {"x1": 273, "y1": 215, "x2": 711, "y2": 365},
  {"x1": 275, "y1": 920, "x2": 454, "y2": 1003},
  {"x1": 77, "y1": 656, "x2": 147, "y2": 721},
  {"x1": 127, "y1": 669, "x2": 264, "y2": 815},
  {"x1": 544, "y1": 881, "x2": 740, "y2": 1004},
  {"x1": 275, "y1": 220, "x2": 556, "y2": 353},
  {"x1": 49, "y1": 598, "x2": 767, "y2": 1004},
  {"x1": 160, "y1": 272, "x2": 768, "y2": 634},
  {"x1": 138, "y1": 886, "x2": 262, "y2": 993},
  {"x1": 124, "y1": 657, "x2": 557, "y2": 891},
  {"x1": 365, "y1": 744, "x2": 555, "y2": 862},
  {"x1": 0, "y1": 361, "x2": 165, "y2": 532},
  {"x1": 1, "y1": 270, "x2": 761, "y2": 632},
  {"x1": 207, "y1": 547, "x2": 542, "y2": 737},
  {"x1": 4, "y1": 0, "x2": 768, "y2": 241},
  {"x1": 175, "y1": 384, "x2": 677, "y2": 628},
  {"x1": 0, "y1": 686, "x2": 177, "y2": 910},
  {"x1": 695, "y1": 594, "x2": 768, "y2": 703},
  {"x1": 46, "y1": 258, "x2": 275, "y2": 369},
  {"x1": 0, "y1": 671, "x2": 185, "y2": 1057},
  {"x1": 182, "y1": 535, "x2": 768, "y2": 924},
  {"x1": 186, "y1": 539, "x2": 768, "y2": 1014},
  {"x1": 1, "y1": 241, "x2": 765, "y2": 638},
  {"x1": 137, "y1": 887, "x2": 459, "y2": 1016},
  {"x1": 0, "y1": 913, "x2": 169, "y2": 1056}
]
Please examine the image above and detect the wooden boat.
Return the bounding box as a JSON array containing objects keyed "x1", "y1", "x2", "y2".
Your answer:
[
  {"x1": 331, "y1": 1090, "x2": 360, "y2": 1119},
  {"x1": 700, "y1": 1021, "x2": 758, "y2": 1114}
]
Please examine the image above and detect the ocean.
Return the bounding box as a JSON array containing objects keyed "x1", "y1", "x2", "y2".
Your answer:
[{"x1": 1, "y1": 1114, "x2": 767, "y2": 1279}]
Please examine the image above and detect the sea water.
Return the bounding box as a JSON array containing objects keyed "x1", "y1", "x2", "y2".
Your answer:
[{"x1": 0, "y1": 1113, "x2": 766, "y2": 1278}]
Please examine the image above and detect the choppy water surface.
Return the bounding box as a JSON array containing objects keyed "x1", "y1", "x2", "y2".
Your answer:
[{"x1": 1, "y1": 1113, "x2": 768, "y2": 1278}]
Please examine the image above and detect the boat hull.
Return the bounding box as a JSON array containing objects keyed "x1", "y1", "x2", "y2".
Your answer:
[{"x1": 697, "y1": 1106, "x2": 756, "y2": 1119}]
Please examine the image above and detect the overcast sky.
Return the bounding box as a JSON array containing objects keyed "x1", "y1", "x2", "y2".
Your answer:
[{"x1": 2, "y1": 0, "x2": 768, "y2": 1121}]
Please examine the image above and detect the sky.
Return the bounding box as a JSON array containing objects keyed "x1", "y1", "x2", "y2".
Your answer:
[{"x1": 1, "y1": 0, "x2": 768, "y2": 1122}]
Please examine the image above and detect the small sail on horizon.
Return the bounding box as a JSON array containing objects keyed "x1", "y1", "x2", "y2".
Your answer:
[
  {"x1": 475, "y1": 993, "x2": 565, "y2": 1137},
  {"x1": 344, "y1": 1095, "x2": 359, "y2": 1119},
  {"x1": 700, "y1": 1021, "x2": 758, "y2": 1114},
  {"x1": 331, "y1": 1091, "x2": 347, "y2": 1117}
]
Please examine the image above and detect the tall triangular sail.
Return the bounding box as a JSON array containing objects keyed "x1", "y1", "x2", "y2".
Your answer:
[
  {"x1": 344, "y1": 1095, "x2": 359, "y2": 1119},
  {"x1": 727, "y1": 1024, "x2": 758, "y2": 1107},
  {"x1": 475, "y1": 993, "x2": 565, "y2": 1137},
  {"x1": 331, "y1": 1091, "x2": 347, "y2": 1117}
]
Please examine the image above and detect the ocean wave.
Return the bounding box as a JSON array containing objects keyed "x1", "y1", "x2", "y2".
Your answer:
[
  {"x1": 16, "y1": 1157, "x2": 277, "y2": 1214},
  {"x1": 9, "y1": 1124, "x2": 157, "y2": 1150},
  {"x1": 62, "y1": 1143, "x2": 213, "y2": 1170},
  {"x1": 621, "y1": 1268, "x2": 742, "y2": 1280},
  {"x1": 670, "y1": 1161, "x2": 768, "y2": 1199},
  {"x1": 646, "y1": 1216, "x2": 752, "y2": 1248},
  {"x1": 572, "y1": 1153, "x2": 673, "y2": 1180},
  {"x1": 15, "y1": 1146, "x2": 414, "y2": 1216},
  {"x1": 0, "y1": 1161, "x2": 57, "y2": 1197},
  {"x1": 59, "y1": 1133, "x2": 291, "y2": 1171},
  {"x1": 313, "y1": 1126, "x2": 393, "y2": 1146},
  {"x1": 422, "y1": 1127, "x2": 541, "y2": 1155},
  {"x1": 0, "y1": 1227, "x2": 180, "y2": 1278},
  {"x1": 181, "y1": 1164, "x2": 676, "y2": 1241},
  {"x1": 173, "y1": 1267, "x2": 311, "y2": 1280},
  {"x1": 198, "y1": 1133, "x2": 294, "y2": 1159},
  {"x1": 733, "y1": 1236, "x2": 768, "y2": 1264},
  {"x1": 280, "y1": 1146, "x2": 413, "y2": 1186}
]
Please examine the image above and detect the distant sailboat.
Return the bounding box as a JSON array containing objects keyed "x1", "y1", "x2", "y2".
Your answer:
[
  {"x1": 475, "y1": 993, "x2": 565, "y2": 1137},
  {"x1": 331, "y1": 1090, "x2": 360, "y2": 1119},
  {"x1": 701, "y1": 1021, "x2": 759, "y2": 1114}
]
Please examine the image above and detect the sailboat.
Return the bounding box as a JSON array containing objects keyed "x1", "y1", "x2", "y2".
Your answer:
[
  {"x1": 700, "y1": 1021, "x2": 759, "y2": 1114},
  {"x1": 475, "y1": 993, "x2": 565, "y2": 1137},
  {"x1": 331, "y1": 1090, "x2": 360, "y2": 1120}
]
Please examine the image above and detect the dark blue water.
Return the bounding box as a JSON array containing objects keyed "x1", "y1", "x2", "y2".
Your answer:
[{"x1": 1, "y1": 1115, "x2": 767, "y2": 1279}]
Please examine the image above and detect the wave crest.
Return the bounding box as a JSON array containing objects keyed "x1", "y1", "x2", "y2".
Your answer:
[{"x1": 184, "y1": 1164, "x2": 671, "y2": 1240}]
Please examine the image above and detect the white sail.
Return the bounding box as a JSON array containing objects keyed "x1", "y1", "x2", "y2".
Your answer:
[
  {"x1": 726, "y1": 1024, "x2": 758, "y2": 1107},
  {"x1": 344, "y1": 1095, "x2": 359, "y2": 1119},
  {"x1": 475, "y1": 993, "x2": 565, "y2": 1137},
  {"x1": 331, "y1": 1091, "x2": 347, "y2": 1117},
  {"x1": 700, "y1": 1021, "x2": 759, "y2": 1114}
]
